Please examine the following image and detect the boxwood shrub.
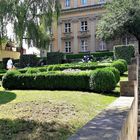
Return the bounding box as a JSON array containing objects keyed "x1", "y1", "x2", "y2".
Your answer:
[
  {"x1": 117, "y1": 59, "x2": 127, "y2": 72},
  {"x1": 2, "y1": 69, "x2": 117, "y2": 93},
  {"x1": 2, "y1": 71, "x2": 90, "y2": 90},
  {"x1": 114, "y1": 45, "x2": 135, "y2": 64},
  {"x1": 103, "y1": 67, "x2": 120, "y2": 83},
  {"x1": 89, "y1": 69, "x2": 116, "y2": 92},
  {"x1": 111, "y1": 60, "x2": 127, "y2": 75}
]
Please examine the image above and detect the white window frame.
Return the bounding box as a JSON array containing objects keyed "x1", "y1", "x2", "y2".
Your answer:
[
  {"x1": 65, "y1": 0, "x2": 70, "y2": 7},
  {"x1": 98, "y1": 0, "x2": 106, "y2": 4},
  {"x1": 81, "y1": 0, "x2": 87, "y2": 5},
  {"x1": 65, "y1": 41, "x2": 71, "y2": 53},
  {"x1": 81, "y1": 21, "x2": 88, "y2": 31},
  {"x1": 99, "y1": 40, "x2": 106, "y2": 51},
  {"x1": 65, "y1": 23, "x2": 71, "y2": 33},
  {"x1": 80, "y1": 39, "x2": 88, "y2": 52}
]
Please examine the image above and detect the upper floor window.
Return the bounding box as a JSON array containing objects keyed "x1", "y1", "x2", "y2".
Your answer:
[
  {"x1": 98, "y1": 0, "x2": 106, "y2": 4},
  {"x1": 65, "y1": 23, "x2": 71, "y2": 33},
  {"x1": 65, "y1": 41, "x2": 71, "y2": 53},
  {"x1": 81, "y1": 21, "x2": 88, "y2": 31},
  {"x1": 65, "y1": 0, "x2": 70, "y2": 7},
  {"x1": 81, "y1": 39, "x2": 88, "y2": 52},
  {"x1": 81, "y1": 0, "x2": 87, "y2": 5}
]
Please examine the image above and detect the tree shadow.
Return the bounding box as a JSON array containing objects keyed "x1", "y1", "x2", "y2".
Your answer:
[
  {"x1": 0, "y1": 119, "x2": 73, "y2": 140},
  {"x1": 0, "y1": 91, "x2": 16, "y2": 104}
]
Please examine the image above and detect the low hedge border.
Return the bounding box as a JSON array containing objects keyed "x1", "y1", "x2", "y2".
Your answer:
[{"x1": 2, "y1": 68, "x2": 119, "y2": 93}]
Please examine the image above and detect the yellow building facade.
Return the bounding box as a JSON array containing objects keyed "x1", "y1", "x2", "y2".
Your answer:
[{"x1": 52, "y1": 0, "x2": 116, "y2": 54}]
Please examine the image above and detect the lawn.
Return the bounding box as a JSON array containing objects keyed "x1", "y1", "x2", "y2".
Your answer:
[{"x1": 0, "y1": 73, "x2": 128, "y2": 140}]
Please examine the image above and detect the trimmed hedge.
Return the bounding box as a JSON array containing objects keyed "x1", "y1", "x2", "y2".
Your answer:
[
  {"x1": 111, "y1": 60, "x2": 126, "y2": 75},
  {"x1": 89, "y1": 69, "x2": 116, "y2": 92},
  {"x1": 114, "y1": 45, "x2": 135, "y2": 64},
  {"x1": 66, "y1": 51, "x2": 114, "y2": 60},
  {"x1": 2, "y1": 69, "x2": 118, "y2": 93},
  {"x1": 2, "y1": 71, "x2": 90, "y2": 90},
  {"x1": 103, "y1": 67, "x2": 120, "y2": 83}
]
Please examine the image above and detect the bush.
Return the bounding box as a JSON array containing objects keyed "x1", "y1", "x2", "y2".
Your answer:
[
  {"x1": 111, "y1": 60, "x2": 126, "y2": 75},
  {"x1": 66, "y1": 51, "x2": 114, "y2": 60},
  {"x1": 89, "y1": 69, "x2": 116, "y2": 92},
  {"x1": 47, "y1": 52, "x2": 64, "y2": 64},
  {"x1": 20, "y1": 55, "x2": 38, "y2": 68},
  {"x1": 2, "y1": 71, "x2": 90, "y2": 90},
  {"x1": 26, "y1": 68, "x2": 40, "y2": 74},
  {"x1": 103, "y1": 67, "x2": 120, "y2": 83},
  {"x1": 117, "y1": 59, "x2": 127, "y2": 72},
  {"x1": 114, "y1": 45, "x2": 135, "y2": 64}
]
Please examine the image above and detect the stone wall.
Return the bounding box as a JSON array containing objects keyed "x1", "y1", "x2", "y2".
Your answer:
[{"x1": 68, "y1": 57, "x2": 138, "y2": 140}]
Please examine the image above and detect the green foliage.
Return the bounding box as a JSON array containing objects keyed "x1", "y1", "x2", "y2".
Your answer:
[
  {"x1": 2, "y1": 71, "x2": 90, "y2": 91},
  {"x1": 47, "y1": 52, "x2": 64, "y2": 64},
  {"x1": 117, "y1": 59, "x2": 128, "y2": 72},
  {"x1": 20, "y1": 55, "x2": 38, "y2": 68},
  {"x1": 26, "y1": 68, "x2": 40, "y2": 74},
  {"x1": 96, "y1": 0, "x2": 140, "y2": 51},
  {"x1": 103, "y1": 67, "x2": 120, "y2": 83},
  {"x1": 111, "y1": 60, "x2": 126, "y2": 75},
  {"x1": 66, "y1": 51, "x2": 114, "y2": 60},
  {"x1": 89, "y1": 69, "x2": 116, "y2": 92},
  {"x1": 114, "y1": 45, "x2": 135, "y2": 64}
]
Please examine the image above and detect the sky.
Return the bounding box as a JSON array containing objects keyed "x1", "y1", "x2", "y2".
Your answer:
[{"x1": 6, "y1": 23, "x2": 40, "y2": 55}]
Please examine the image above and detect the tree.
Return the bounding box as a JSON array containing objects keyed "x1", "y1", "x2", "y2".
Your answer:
[
  {"x1": 96, "y1": 0, "x2": 140, "y2": 53},
  {"x1": 3, "y1": 0, "x2": 61, "y2": 55}
]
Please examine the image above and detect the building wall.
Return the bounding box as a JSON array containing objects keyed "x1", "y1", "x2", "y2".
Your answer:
[
  {"x1": 52, "y1": 0, "x2": 137, "y2": 54},
  {"x1": 0, "y1": 50, "x2": 20, "y2": 61}
]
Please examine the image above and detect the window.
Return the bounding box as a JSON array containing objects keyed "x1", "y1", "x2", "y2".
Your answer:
[
  {"x1": 65, "y1": 41, "x2": 71, "y2": 53},
  {"x1": 65, "y1": 0, "x2": 70, "y2": 7},
  {"x1": 65, "y1": 23, "x2": 71, "y2": 33},
  {"x1": 81, "y1": 21, "x2": 88, "y2": 31},
  {"x1": 98, "y1": 0, "x2": 106, "y2": 4},
  {"x1": 81, "y1": 39, "x2": 88, "y2": 52},
  {"x1": 81, "y1": 0, "x2": 87, "y2": 5},
  {"x1": 99, "y1": 41, "x2": 106, "y2": 50}
]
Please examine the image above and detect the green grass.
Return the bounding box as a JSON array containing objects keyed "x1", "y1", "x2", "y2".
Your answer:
[
  {"x1": 0, "y1": 72, "x2": 128, "y2": 140},
  {"x1": 0, "y1": 90, "x2": 117, "y2": 140}
]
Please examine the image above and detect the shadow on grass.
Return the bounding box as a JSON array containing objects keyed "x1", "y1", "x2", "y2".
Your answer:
[
  {"x1": 0, "y1": 119, "x2": 73, "y2": 140},
  {"x1": 0, "y1": 91, "x2": 16, "y2": 104}
]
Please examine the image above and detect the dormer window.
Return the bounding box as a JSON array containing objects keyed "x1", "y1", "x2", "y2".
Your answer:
[{"x1": 65, "y1": 0, "x2": 70, "y2": 7}]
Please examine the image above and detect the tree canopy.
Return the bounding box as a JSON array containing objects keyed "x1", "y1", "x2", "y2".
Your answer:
[
  {"x1": 96, "y1": 0, "x2": 140, "y2": 53},
  {"x1": 0, "y1": 0, "x2": 61, "y2": 54}
]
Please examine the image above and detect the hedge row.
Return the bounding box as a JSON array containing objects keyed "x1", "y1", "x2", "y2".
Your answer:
[
  {"x1": 66, "y1": 51, "x2": 114, "y2": 59},
  {"x1": 114, "y1": 45, "x2": 135, "y2": 64},
  {"x1": 18, "y1": 62, "x2": 110, "y2": 74},
  {"x1": 2, "y1": 68, "x2": 119, "y2": 92}
]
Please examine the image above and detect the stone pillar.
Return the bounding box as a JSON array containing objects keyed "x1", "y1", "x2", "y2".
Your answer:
[
  {"x1": 128, "y1": 64, "x2": 137, "y2": 81},
  {"x1": 120, "y1": 81, "x2": 137, "y2": 97}
]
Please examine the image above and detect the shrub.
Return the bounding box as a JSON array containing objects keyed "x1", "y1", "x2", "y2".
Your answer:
[
  {"x1": 20, "y1": 54, "x2": 38, "y2": 68},
  {"x1": 89, "y1": 69, "x2": 116, "y2": 92},
  {"x1": 26, "y1": 68, "x2": 40, "y2": 74},
  {"x1": 2, "y1": 71, "x2": 90, "y2": 90},
  {"x1": 111, "y1": 60, "x2": 126, "y2": 75},
  {"x1": 117, "y1": 59, "x2": 127, "y2": 72},
  {"x1": 66, "y1": 51, "x2": 114, "y2": 60},
  {"x1": 114, "y1": 45, "x2": 135, "y2": 64},
  {"x1": 103, "y1": 67, "x2": 120, "y2": 83},
  {"x1": 47, "y1": 52, "x2": 64, "y2": 64}
]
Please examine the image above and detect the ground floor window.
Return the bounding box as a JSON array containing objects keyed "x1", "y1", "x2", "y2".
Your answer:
[
  {"x1": 99, "y1": 40, "x2": 106, "y2": 50},
  {"x1": 80, "y1": 39, "x2": 88, "y2": 52},
  {"x1": 65, "y1": 41, "x2": 71, "y2": 53}
]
